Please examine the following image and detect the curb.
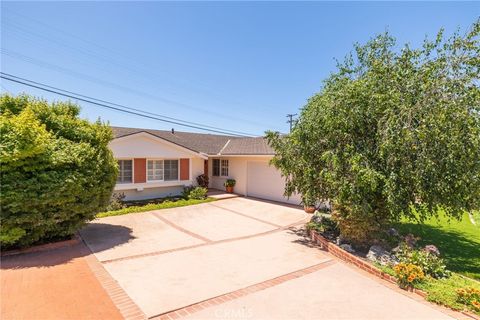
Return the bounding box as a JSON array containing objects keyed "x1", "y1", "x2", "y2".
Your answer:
[
  {"x1": 309, "y1": 230, "x2": 480, "y2": 320},
  {"x1": 1, "y1": 235, "x2": 81, "y2": 257}
]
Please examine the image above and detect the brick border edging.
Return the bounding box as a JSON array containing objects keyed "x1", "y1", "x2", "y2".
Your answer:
[
  {"x1": 1, "y1": 235, "x2": 81, "y2": 257},
  {"x1": 82, "y1": 244, "x2": 147, "y2": 320},
  {"x1": 309, "y1": 230, "x2": 480, "y2": 320},
  {"x1": 150, "y1": 259, "x2": 335, "y2": 320}
]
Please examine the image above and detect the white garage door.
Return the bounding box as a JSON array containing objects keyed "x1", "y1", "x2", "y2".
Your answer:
[{"x1": 246, "y1": 161, "x2": 302, "y2": 205}]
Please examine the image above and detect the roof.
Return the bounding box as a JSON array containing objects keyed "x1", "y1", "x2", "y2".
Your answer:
[{"x1": 111, "y1": 126, "x2": 275, "y2": 156}]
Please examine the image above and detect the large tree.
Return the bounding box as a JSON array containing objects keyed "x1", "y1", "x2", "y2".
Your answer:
[
  {"x1": 0, "y1": 94, "x2": 117, "y2": 248},
  {"x1": 267, "y1": 21, "x2": 480, "y2": 245}
]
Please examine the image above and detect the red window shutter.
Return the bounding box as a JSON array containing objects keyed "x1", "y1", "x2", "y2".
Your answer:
[
  {"x1": 134, "y1": 158, "x2": 146, "y2": 183},
  {"x1": 180, "y1": 158, "x2": 190, "y2": 180}
]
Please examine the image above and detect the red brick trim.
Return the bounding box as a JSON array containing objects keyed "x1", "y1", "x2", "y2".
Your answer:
[
  {"x1": 83, "y1": 245, "x2": 146, "y2": 320},
  {"x1": 152, "y1": 211, "x2": 213, "y2": 243},
  {"x1": 1, "y1": 235, "x2": 81, "y2": 257},
  {"x1": 309, "y1": 230, "x2": 480, "y2": 320},
  {"x1": 101, "y1": 219, "x2": 307, "y2": 264},
  {"x1": 149, "y1": 259, "x2": 335, "y2": 319},
  {"x1": 180, "y1": 158, "x2": 189, "y2": 181},
  {"x1": 209, "y1": 203, "x2": 283, "y2": 228},
  {"x1": 134, "y1": 158, "x2": 147, "y2": 183}
]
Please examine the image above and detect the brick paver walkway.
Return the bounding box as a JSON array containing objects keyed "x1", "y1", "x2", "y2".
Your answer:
[{"x1": 1, "y1": 242, "x2": 124, "y2": 320}]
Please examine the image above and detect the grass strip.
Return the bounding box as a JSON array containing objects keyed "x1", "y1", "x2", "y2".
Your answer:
[{"x1": 97, "y1": 197, "x2": 216, "y2": 218}]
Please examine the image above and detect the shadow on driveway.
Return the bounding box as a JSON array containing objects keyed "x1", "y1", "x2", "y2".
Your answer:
[{"x1": 2, "y1": 224, "x2": 134, "y2": 269}]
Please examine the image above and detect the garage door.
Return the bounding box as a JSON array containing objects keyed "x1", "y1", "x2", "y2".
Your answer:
[{"x1": 246, "y1": 161, "x2": 302, "y2": 205}]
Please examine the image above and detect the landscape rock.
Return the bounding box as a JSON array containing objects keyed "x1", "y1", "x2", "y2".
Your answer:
[
  {"x1": 340, "y1": 244, "x2": 355, "y2": 253},
  {"x1": 366, "y1": 245, "x2": 398, "y2": 266}
]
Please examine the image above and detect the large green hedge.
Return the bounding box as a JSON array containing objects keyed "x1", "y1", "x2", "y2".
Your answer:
[{"x1": 0, "y1": 94, "x2": 117, "y2": 248}]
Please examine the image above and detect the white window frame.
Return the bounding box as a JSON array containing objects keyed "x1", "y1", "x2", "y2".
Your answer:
[
  {"x1": 146, "y1": 158, "x2": 180, "y2": 182},
  {"x1": 117, "y1": 159, "x2": 134, "y2": 184},
  {"x1": 220, "y1": 159, "x2": 229, "y2": 177},
  {"x1": 212, "y1": 158, "x2": 229, "y2": 177},
  {"x1": 147, "y1": 159, "x2": 164, "y2": 182}
]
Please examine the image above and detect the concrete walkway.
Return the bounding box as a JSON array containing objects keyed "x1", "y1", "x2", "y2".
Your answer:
[{"x1": 79, "y1": 197, "x2": 461, "y2": 320}]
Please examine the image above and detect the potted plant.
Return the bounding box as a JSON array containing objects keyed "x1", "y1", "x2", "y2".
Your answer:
[
  {"x1": 224, "y1": 179, "x2": 236, "y2": 193},
  {"x1": 302, "y1": 193, "x2": 316, "y2": 214}
]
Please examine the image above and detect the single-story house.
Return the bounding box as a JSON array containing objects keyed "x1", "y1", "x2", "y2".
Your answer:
[{"x1": 110, "y1": 126, "x2": 301, "y2": 205}]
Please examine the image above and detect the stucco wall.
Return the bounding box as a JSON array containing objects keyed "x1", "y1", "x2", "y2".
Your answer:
[
  {"x1": 109, "y1": 133, "x2": 206, "y2": 200},
  {"x1": 120, "y1": 186, "x2": 184, "y2": 201},
  {"x1": 208, "y1": 156, "x2": 302, "y2": 205}
]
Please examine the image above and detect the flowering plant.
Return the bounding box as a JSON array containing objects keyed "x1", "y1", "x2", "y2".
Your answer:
[
  {"x1": 456, "y1": 287, "x2": 480, "y2": 312},
  {"x1": 393, "y1": 263, "x2": 425, "y2": 289}
]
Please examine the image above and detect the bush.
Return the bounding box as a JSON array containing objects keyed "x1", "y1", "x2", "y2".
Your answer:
[
  {"x1": 0, "y1": 94, "x2": 117, "y2": 248},
  {"x1": 196, "y1": 174, "x2": 209, "y2": 188},
  {"x1": 307, "y1": 213, "x2": 339, "y2": 237},
  {"x1": 182, "y1": 186, "x2": 208, "y2": 200},
  {"x1": 394, "y1": 263, "x2": 425, "y2": 289},
  {"x1": 106, "y1": 193, "x2": 126, "y2": 211},
  {"x1": 395, "y1": 244, "x2": 451, "y2": 279}
]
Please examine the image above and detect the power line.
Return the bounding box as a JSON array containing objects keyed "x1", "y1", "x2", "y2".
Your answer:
[
  {"x1": 0, "y1": 73, "x2": 257, "y2": 137},
  {"x1": 1, "y1": 49, "x2": 277, "y2": 129},
  {"x1": 1, "y1": 72, "x2": 255, "y2": 136}
]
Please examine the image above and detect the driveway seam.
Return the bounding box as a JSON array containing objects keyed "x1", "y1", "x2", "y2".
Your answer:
[
  {"x1": 208, "y1": 203, "x2": 284, "y2": 228},
  {"x1": 148, "y1": 259, "x2": 336, "y2": 319},
  {"x1": 100, "y1": 221, "x2": 307, "y2": 264},
  {"x1": 151, "y1": 211, "x2": 213, "y2": 243}
]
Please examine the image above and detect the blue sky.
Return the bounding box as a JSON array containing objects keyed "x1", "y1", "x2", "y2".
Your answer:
[{"x1": 1, "y1": 2, "x2": 478, "y2": 136}]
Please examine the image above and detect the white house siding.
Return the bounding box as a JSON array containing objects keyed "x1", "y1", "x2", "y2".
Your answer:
[
  {"x1": 109, "y1": 133, "x2": 205, "y2": 201},
  {"x1": 209, "y1": 156, "x2": 302, "y2": 205},
  {"x1": 120, "y1": 186, "x2": 184, "y2": 201}
]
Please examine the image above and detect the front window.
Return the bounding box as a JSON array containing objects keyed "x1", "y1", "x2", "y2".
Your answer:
[
  {"x1": 147, "y1": 159, "x2": 179, "y2": 181},
  {"x1": 117, "y1": 160, "x2": 132, "y2": 184},
  {"x1": 221, "y1": 159, "x2": 229, "y2": 176},
  {"x1": 147, "y1": 160, "x2": 164, "y2": 181},
  {"x1": 213, "y1": 159, "x2": 229, "y2": 177},
  {"x1": 212, "y1": 159, "x2": 220, "y2": 176},
  {"x1": 164, "y1": 159, "x2": 179, "y2": 181}
]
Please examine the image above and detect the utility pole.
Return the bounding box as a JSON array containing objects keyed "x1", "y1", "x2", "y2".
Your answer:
[{"x1": 286, "y1": 113, "x2": 297, "y2": 132}]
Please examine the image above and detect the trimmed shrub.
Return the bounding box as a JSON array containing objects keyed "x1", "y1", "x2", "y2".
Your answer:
[
  {"x1": 182, "y1": 186, "x2": 208, "y2": 200},
  {"x1": 106, "y1": 192, "x2": 126, "y2": 211},
  {"x1": 0, "y1": 94, "x2": 117, "y2": 248}
]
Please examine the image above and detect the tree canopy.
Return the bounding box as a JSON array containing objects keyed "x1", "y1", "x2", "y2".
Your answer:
[
  {"x1": 267, "y1": 20, "x2": 480, "y2": 244},
  {"x1": 0, "y1": 94, "x2": 118, "y2": 248}
]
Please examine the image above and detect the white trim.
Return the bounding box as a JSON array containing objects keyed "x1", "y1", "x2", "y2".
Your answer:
[
  {"x1": 113, "y1": 132, "x2": 208, "y2": 159},
  {"x1": 114, "y1": 180, "x2": 192, "y2": 191},
  {"x1": 211, "y1": 154, "x2": 274, "y2": 158},
  {"x1": 217, "y1": 139, "x2": 231, "y2": 155},
  {"x1": 146, "y1": 158, "x2": 181, "y2": 183},
  {"x1": 117, "y1": 158, "x2": 134, "y2": 184}
]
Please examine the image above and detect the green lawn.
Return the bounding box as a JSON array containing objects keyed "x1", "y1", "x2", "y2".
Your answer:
[
  {"x1": 96, "y1": 197, "x2": 215, "y2": 218},
  {"x1": 395, "y1": 211, "x2": 480, "y2": 280}
]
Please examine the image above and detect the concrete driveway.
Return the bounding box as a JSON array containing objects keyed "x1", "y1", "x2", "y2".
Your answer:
[{"x1": 80, "y1": 197, "x2": 456, "y2": 320}]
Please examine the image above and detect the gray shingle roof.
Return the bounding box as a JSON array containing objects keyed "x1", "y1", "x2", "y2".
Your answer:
[
  {"x1": 111, "y1": 126, "x2": 274, "y2": 156},
  {"x1": 220, "y1": 137, "x2": 274, "y2": 155}
]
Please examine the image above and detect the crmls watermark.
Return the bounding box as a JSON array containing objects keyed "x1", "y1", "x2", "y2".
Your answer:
[{"x1": 214, "y1": 307, "x2": 253, "y2": 319}]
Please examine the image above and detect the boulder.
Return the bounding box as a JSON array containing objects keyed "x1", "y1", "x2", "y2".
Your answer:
[
  {"x1": 366, "y1": 245, "x2": 398, "y2": 266},
  {"x1": 340, "y1": 244, "x2": 355, "y2": 253}
]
